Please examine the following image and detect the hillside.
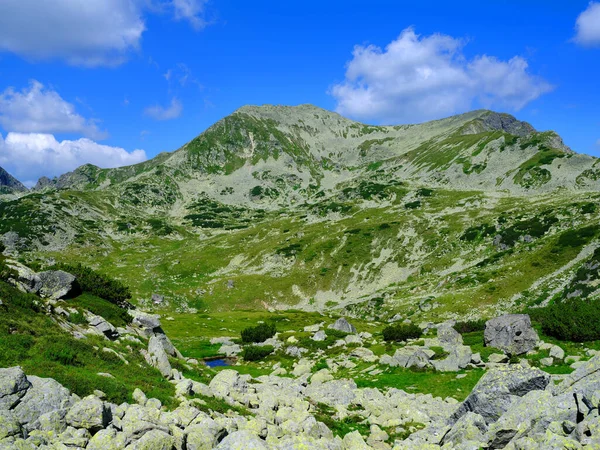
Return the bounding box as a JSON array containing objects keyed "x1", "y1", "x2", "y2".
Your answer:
[
  {"x1": 0, "y1": 166, "x2": 27, "y2": 194},
  {"x1": 1, "y1": 105, "x2": 600, "y2": 322}
]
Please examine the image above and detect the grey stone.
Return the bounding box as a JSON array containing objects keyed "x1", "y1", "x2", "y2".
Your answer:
[
  {"x1": 35, "y1": 270, "x2": 78, "y2": 300},
  {"x1": 147, "y1": 335, "x2": 173, "y2": 378},
  {"x1": 305, "y1": 379, "x2": 357, "y2": 406},
  {"x1": 327, "y1": 318, "x2": 356, "y2": 334},
  {"x1": 549, "y1": 345, "x2": 565, "y2": 360},
  {"x1": 312, "y1": 330, "x2": 327, "y2": 341},
  {"x1": 66, "y1": 395, "x2": 110, "y2": 431},
  {"x1": 216, "y1": 430, "x2": 268, "y2": 449},
  {"x1": 442, "y1": 412, "x2": 488, "y2": 448},
  {"x1": 0, "y1": 410, "x2": 21, "y2": 440},
  {"x1": 0, "y1": 367, "x2": 31, "y2": 410},
  {"x1": 484, "y1": 314, "x2": 539, "y2": 356},
  {"x1": 12, "y1": 375, "x2": 73, "y2": 427},
  {"x1": 126, "y1": 429, "x2": 174, "y2": 450},
  {"x1": 450, "y1": 365, "x2": 550, "y2": 425},
  {"x1": 87, "y1": 313, "x2": 119, "y2": 339},
  {"x1": 131, "y1": 311, "x2": 161, "y2": 331}
]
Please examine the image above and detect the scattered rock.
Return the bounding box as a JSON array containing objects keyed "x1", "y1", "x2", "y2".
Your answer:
[
  {"x1": 328, "y1": 317, "x2": 357, "y2": 334},
  {"x1": 484, "y1": 314, "x2": 539, "y2": 356}
]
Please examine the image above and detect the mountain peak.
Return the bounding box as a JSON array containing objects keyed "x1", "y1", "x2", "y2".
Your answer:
[{"x1": 0, "y1": 166, "x2": 27, "y2": 193}]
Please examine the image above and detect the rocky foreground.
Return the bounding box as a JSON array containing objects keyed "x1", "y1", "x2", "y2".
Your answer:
[{"x1": 3, "y1": 326, "x2": 600, "y2": 449}]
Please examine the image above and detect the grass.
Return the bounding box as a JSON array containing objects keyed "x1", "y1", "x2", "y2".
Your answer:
[{"x1": 0, "y1": 281, "x2": 177, "y2": 408}]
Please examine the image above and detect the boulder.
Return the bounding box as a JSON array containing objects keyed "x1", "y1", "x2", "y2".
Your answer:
[
  {"x1": 431, "y1": 346, "x2": 472, "y2": 372},
  {"x1": 35, "y1": 270, "x2": 78, "y2": 300},
  {"x1": 0, "y1": 367, "x2": 31, "y2": 410},
  {"x1": 312, "y1": 330, "x2": 327, "y2": 341},
  {"x1": 66, "y1": 395, "x2": 110, "y2": 432},
  {"x1": 441, "y1": 412, "x2": 488, "y2": 448},
  {"x1": 86, "y1": 313, "x2": 119, "y2": 339},
  {"x1": 0, "y1": 410, "x2": 21, "y2": 440},
  {"x1": 449, "y1": 365, "x2": 550, "y2": 425},
  {"x1": 12, "y1": 375, "x2": 73, "y2": 428},
  {"x1": 131, "y1": 311, "x2": 161, "y2": 331},
  {"x1": 328, "y1": 318, "x2": 356, "y2": 334},
  {"x1": 305, "y1": 379, "x2": 357, "y2": 406},
  {"x1": 437, "y1": 323, "x2": 463, "y2": 349},
  {"x1": 484, "y1": 314, "x2": 538, "y2": 356},
  {"x1": 87, "y1": 428, "x2": 129, "y2": 449},
  {"x1": 350, "y1": 347, "x2": 378, "y2": 363},
  {"x1": 209, "y1": 370, "x2": 248, "y2": 398},
  {"x1": 219, "y1": 344, "x2": 242, "y2": 356},
  {"x1": 147, "y1": 335, "x2": 173, "y2": 378},
  {"x1": 127, "y1": 429, "x2": 174, "y2": 450},
  {"x1": 215, "y1": 430, "x2": 268, "y2": 449}
]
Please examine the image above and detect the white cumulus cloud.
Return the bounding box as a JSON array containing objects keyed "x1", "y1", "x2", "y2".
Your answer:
[
  {"x1": 172, "y1": 0, "x2": 209, "y2": 30},
  {"x1": 0, "y1": 0, "x2": 145, "y2": 67},
  {"x1": 0, "y1": 80, "x2": 106, "y2": 139},
  {"x1": 574, "y1": 2, "x2": 600, "y2": 46},
  {"x1": 330, "y1": 28, "x2": 554, "y2": 123},
  {"x1": 0, "y1": 132, "x2": 146, "y2": 186},
  {"x1": 144, "y1": 98, "x2": 183, "y2": 120}
]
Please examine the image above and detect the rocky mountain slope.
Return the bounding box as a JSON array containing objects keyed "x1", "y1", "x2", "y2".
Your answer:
[
  {"x1": 0, "y1": 166, "x2": 27, "y2": 194},
  {"x1": 1, "y1": 105, "x2": 600, "y2": 321}
]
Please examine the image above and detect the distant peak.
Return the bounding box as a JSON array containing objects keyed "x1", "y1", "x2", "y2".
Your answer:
[{"x1": 461, "y1": 111, "x2": 536, "y2": 137}]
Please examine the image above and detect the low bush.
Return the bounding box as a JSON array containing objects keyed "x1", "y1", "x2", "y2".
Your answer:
[
  {"x1": 241, "y1": 345, "x2": 274, "y2": 361},
  {"x1": 454, "y1": 319, "x2": 487, "y2": 334},
  {"x1": 70, "y1": 293, "x2": 132, "y2": 327},
  {"x1": 382, "y1": 323, "x2": 423, "y2": 342},
  {"x1": 529, "y1": 299, "x2": 600, "y2": 342},
  {"x1": 241, "y1": 322, "x2": 276, "y2": 343}
]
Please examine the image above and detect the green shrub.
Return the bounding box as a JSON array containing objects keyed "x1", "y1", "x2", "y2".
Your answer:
[
  {"x1": 67, "y1": 312, "x2": 87, "y2": 325},
  {"x1": 52, "y1": 263, "x2": 133, "y2": 309},
  {"x1": 241, "y1": 322, "x2": 276, "y2": 343},
  {"x1": 382, "y1": 323, "x2": 423, "y2": 342},
  {"x1": 70, "y1": 293, "x2": 132, "y2": 327},
  {"x1": 454, "y1": 319, "x2": 487, "y2": 334},
  {"x1": 529, "y1": 299, "x2": 600, "y2": 342},
  {"x1": 241, "y1": 345, "x2": 274, "y2": 361}
]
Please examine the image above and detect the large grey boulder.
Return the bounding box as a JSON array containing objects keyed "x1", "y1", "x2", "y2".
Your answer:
[
  {"x1": 484, "y1": 314, "x2": 539, "y2": 356},
  {"x1": 328, "y1": 318, "x2": 356, "y2": 334},
  {"x1": 35, "y1": 270, "x2": 78, "y2": 300},
  {"x1": 147, "y1": 335, "x2": 173, "y2": 378},
  {"x1": 450, "y1": 365, "x2": 550, "y2": 425},
  {"x1": 12, "y1": 375, "x2": 73, "y2": 427},
  {"x1": 65, "y1": 395, "x2": 110, "y2": 432},
  {"x1": 0, "y1": 367, "x2": 31, "y2": 410},
  {"x1": 87, "y1": 428, "x2": 129, "y2": 449}
]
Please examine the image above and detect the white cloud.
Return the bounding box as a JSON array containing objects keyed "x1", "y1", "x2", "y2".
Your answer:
[
  {"x1": 574, "y1": 2, "x2": 600, "y2": 46},
  {"x1": 0, "y1": 132, "x2": 146, "y2": 186},
  {"x1": 0, "y1": 0, "x2": 145, "y2": 67},
  {"x1": 330, "y1": 28, "x2": 554, "y2": 123},
  {"x1": 144, "y1": 98, "x2": 183, "y2": 120},
  {"x1": 0, "y1": 80, "x2": 106, "y2": 139},
  {"x1": 172, "y1": 0, "x2": 208, "y2": 30}
]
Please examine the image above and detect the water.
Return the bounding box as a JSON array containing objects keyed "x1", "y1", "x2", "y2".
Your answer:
[{"x1": 205, "y1": 358, "x2": 230, "y2": 368}]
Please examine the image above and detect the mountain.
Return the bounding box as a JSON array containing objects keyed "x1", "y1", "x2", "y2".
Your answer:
[
  {"x1": 2, "y1": 105, "x2": 600, "y2": 322},
  {"x1": 0, "y1": 166, "x2": 27, "y2": 194}
]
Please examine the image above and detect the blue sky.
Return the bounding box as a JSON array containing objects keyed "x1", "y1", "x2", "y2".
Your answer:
[{"x1": 0, "y1": 0, "x2": 599, "y2": 185}]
